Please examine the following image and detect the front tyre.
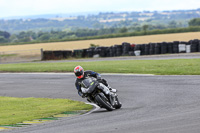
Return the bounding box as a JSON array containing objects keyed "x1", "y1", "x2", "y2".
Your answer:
[
  {"x1": 114, "y1": 96, "x2": 122, "y2": 109},
  {"x1": 95, "y1": 94, "x2": 114, "y2": 111}
]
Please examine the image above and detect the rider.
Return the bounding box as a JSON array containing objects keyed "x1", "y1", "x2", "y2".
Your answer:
[{"x1": 74, "y1": 65, "x2": 116, "y2": 98}]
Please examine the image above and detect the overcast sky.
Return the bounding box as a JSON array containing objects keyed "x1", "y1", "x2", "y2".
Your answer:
[{"x1": 0, "y1": 0, "x2": 200, "y2": 18}]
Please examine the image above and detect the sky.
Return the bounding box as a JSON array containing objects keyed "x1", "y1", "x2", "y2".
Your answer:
[{"x1": 0, "y1": 0, "x2": 200, "y2": 18}]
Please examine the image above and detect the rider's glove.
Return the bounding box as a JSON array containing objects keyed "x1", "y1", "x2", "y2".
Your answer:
[
  {"x1": 78, "y1": 91, "x2": 85, "y2": 98},
  {"x1": 97, "y1": 75, "x2": 101, "y2": 81},
  {"x1": 101, "y1": 79, "x2": 108, "y2": 86}
]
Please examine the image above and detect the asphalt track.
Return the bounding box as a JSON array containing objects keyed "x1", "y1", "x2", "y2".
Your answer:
[{"x1": 1, "y1": 73, "x2": 200, "y2": 133}]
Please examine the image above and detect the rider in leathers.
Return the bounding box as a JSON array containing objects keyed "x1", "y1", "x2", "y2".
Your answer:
[{"x1": 74, "y1": 65, "x2": 116, "y2": 98}]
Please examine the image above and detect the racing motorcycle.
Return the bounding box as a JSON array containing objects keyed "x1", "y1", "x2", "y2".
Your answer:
[{"x1": 80, "y1": 77, "x2": 122, "y2": 111}]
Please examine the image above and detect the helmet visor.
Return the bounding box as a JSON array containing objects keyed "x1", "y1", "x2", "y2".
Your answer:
[{"x1": 75, "y1": 71, "x2": 83, "y2": 76}]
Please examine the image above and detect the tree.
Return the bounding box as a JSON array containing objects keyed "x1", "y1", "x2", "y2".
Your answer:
[
  {"x1": 189, "y1": 18, "x2": 200, "y2": 26},
  {"x1": 0, "y1": 36, "x2": 8, "y2": 43},
  {"x1": 119, "y1": 27, "x2": 128, "y2": 33},
  {"x1": 0, "y1": 31, "x2": 10, "y2": 39},
  {"x1": 38, "y1": 34, "x2": 50, "y2": 41},
  {"x1": 142, "y1": 25, "x2": 149, "y2": 34},
  {"x1": 168, "y1": 21, "x2": 177, "y2": 28}
]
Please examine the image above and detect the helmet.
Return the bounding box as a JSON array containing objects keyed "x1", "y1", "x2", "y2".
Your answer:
[{"x1": 74, "y1": 66, "x2": 84, "y2": 79}]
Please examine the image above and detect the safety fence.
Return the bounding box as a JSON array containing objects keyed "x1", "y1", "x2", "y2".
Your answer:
[
  {"x1": 42, "y1": 39, "x2": 200, "y2": 60},
  {"x1": 0, "y1": 49, "x2": 42, "y2": 64}
]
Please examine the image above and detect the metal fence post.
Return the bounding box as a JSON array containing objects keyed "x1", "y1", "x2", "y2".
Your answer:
[{"x1": 41, "y1": 48, "x2": 44, "y2": 60}]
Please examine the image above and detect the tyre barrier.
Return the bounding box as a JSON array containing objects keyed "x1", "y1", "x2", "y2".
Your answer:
[
  {"x1": 42, "y1": 50, "x2": 72, "y2": 60},
  {"x1": 155, "y1": 43, "x2": 161, "y2": 55},
  {"x1": 189, "y1": 39, "x2": 200, "y2": 52},
  {"x1": 140, "y1": 44, "x2": 146, "y2": 55},
  {"x1": 108, "y1": 46, "x2": 115, "y2": 57},
  {"x1": 144, "y1": 44, "x2": 150, "y2": 55},
  {"x1": 122, "y1": 42, "x2": 131, "y2": 56},
  {"x1": 161, "y1": 42, "x2": 167, "y2": 54},
  {"x1": 87, "y1": 47, "x2": 95, "y2": 57},
  {"x1": 42, "y1": 39, "x2": 200, "y2": 60},
  {"x1": 93, "y1": 47, "x2": 108, "y2": 57},
  {"x1": 173, "y1": 41, "x2": 179, "y2": 53},
  {"x1": 73, "y1": 49, "x2": 87, "y2": 58},
  {"x1": 167, "y1": 42, "x2": 173, "y2": 54},
  {"x1": 115, "y1": 45, "x2": 123, "y2": 56},
  {"x1": 149, "y1": 43, "x2": 156, "y2": 55}
]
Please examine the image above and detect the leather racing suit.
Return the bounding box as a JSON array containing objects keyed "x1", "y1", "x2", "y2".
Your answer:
[{"x1": 75, "y1": 70, "x2": 110, "y2": 97}]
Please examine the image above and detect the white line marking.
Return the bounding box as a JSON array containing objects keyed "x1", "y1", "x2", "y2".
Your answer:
[{"x1": 84, "y1": 103, "x2": 100, "y2": 115}]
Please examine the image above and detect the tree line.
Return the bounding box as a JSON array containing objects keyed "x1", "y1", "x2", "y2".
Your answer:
[{"x1": 0, "y1": 18, "x2": 200, "y2": 45}]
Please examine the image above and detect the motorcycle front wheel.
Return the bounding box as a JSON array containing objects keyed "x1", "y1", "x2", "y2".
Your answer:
[{"x1": 95, "y1": 94, "x2": 114, "y2": 111}]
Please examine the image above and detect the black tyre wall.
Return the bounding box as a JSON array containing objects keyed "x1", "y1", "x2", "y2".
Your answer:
[
  {"x1": 190, "y1": 39, "x2": 200, "y2": 52},
  {"x1": 167, "y1": 42, "x2": 173, "y2": 54},
  {"x1": 155, "y1": 43, "x2": 161, "y2": 54},
  {"x1": 87, "y1": 47, "x2": 95, "y2": 57},
  {"x1": 115, "y1": 45, "x2": 122, "y2": 56},
  {"x1": 144, "y1": 44, "x2": 150, "y2": 55},
  {"x1": 149, "y1": 43, "x2": 156, "y2": 55},
  {"x1": 173, "y1": 41, "x2": 179, "y2": 53},
  {"x1": 161, "y1": 42, "x2": 167, "y2": 54},
  {"x1": 122, "y1": 42, "x2": 131, "y2": 56},
  {"x1": 140, "y1": 44, "x2": 145, "y2": 55}
]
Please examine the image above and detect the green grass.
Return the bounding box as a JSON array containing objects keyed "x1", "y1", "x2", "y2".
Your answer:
[
  {"x1": 0, "y1": 54, "x2": 17, "y2": 57},
  {"x1": 0, "y1": 97, "x2": 93, "y2": 125},
  {"x1": 0, "y1": 59, "x2": 200, "y2": 75}
]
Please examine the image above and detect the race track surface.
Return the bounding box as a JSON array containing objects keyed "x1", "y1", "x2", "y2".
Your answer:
[{"x1": 1, "y1": 73, "x2": 200, "y2": 133}]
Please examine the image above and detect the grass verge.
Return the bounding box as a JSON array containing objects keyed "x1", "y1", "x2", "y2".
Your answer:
[
  {"x1": 0, "y1": 96, "x2": 93, "y2": 125},
  {"x1": 0, "y1": 59, "x2": 200, "y2": 75}
]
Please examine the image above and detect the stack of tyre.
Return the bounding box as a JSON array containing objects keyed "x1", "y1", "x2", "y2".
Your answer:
[
  {"x1": 132, "y1": 40, "x2": 200, "y2": 56},
  {"x1": 189, "y1": 39, "x2": 200, "y2": 52},
  {"x1": 42, "y1": 50, "x2": 72, "y2": 60},
  {"x1": 122, "y1": 42, "x2": 131, "y2": 56},
  {"x1": 115, "y1": 45, "x2": 123, "y2": 56},
  {"x1": 73, "y1": 49, "x2": 87, "y2": 58},
  {"x1": 87, "y1": 47, "x2": 95, "y2": 57},
  {"x1": 93, "y1": 47, "x2": 109, "y2": 57},
  {"x1": 71, "y1": 39, "x2": 200, "y2": 59}
]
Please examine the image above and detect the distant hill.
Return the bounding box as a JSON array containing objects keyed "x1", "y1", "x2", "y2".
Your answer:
[{"x1": 0, "y1": 8, "x2": 200, "y2": 33}]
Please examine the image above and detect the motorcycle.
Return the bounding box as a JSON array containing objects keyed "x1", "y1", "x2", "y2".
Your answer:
[{"x1": 80, "y1": 77, "x2": 122, "y2": 111}]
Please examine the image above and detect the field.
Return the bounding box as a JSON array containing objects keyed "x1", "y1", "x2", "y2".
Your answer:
[{"x1": 0, "y1": 32, "x2": 200, "y2": 54}]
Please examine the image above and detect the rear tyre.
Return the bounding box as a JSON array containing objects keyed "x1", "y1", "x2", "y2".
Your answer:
[{"x1": 95, "y1": 94, "x2": 114, "y2": 111}]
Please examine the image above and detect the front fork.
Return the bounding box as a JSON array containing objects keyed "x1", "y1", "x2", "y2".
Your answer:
[{"x1": 109, "y1": 92, "x2": 118, "y2": 107}]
